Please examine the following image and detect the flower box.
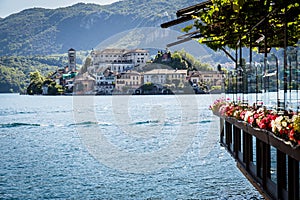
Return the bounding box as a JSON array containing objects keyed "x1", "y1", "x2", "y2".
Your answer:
[
  {"x1": 210, "y1": 98, "x2": 300, "y2": 157},
  {"x1": 234, "y1": 119, "x2": 248, "y2": 132},
  {"x1": 268, "y1": 132, "x2": 300, "y2": 161},
  {"x1": 247, "y1": 126, "x2": 269, "y2": 142},
  {"x1": 225, "y1": 117, "x2": 236, "y2": 125},
  {"x1": 212, "y1": 111, "x2": 223, "y2": 118}
]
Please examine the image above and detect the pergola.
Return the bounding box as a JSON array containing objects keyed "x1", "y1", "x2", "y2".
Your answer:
[
  {"x1": 161, "y1": 0, "x2": 299, "y2": 49},
  {"x1": 161, "y1": 0, "x2": 300, "y2": 108}
]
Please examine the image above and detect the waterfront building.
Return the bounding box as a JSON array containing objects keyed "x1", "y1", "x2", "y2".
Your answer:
[
  {"x1": 188, "y1": 71, "x2": 223, "y2": 86},
  {"x1": 73, "y1": 72, "x2": 95, "y2": 95},
  {"x1": 94, "y1": 68, "x2": 116, "y2": 95},
  {"x1": 143, "y1": 69, "x2": 187, "y2": 87},
  {"x1": 115, "y1": 71, "x2": 143, "y2": 93}
]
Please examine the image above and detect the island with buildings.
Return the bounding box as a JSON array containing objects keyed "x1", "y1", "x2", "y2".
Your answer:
[{"x1": 28, "y1": 47, "x2": 224, "y2": 95}]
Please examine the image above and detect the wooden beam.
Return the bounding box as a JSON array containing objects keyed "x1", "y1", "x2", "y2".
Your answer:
[
  {"x1": 166, "y1": 37, "x2": 192, "y2": 48},
  {"x1": 161, "y1": 15, "x2": 193, "y2": 28},
  {"x1": 176, "y1": 0, "x2": 212, "y2": 17},
  {"x1": 221, "y1": 47, "x2": 237, "y2": 63}
]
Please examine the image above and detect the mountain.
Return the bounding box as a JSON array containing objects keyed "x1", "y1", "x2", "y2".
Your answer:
[{"x1": 0, "y1": 0, "x2": 206, "y2": 56}]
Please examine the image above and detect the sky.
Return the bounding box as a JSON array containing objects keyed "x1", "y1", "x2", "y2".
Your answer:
[{"x1": 0, "y1": 0, "x2": 120, "y2": 18}]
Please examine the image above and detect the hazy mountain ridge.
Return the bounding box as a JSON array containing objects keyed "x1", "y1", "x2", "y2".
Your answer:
[{"x1": 0, "y1": 0, "x2": 201, "y2": 56}]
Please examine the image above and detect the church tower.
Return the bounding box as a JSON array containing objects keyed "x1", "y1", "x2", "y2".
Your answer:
[{"x1": 68, "y1": 48, "x2": 76, "y2": 72}]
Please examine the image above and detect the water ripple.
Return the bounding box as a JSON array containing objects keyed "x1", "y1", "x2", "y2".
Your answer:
[{"x1": 0, "y1": 122, "x2": 40, "y2": 128}]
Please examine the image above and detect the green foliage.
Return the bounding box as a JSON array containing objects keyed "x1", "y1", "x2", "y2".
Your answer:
[
  {"x1": 80, "y1": 57, "x2": 91, "y2": 74},
  {"x1": 176, "y1": 49, "x2": 213, "y2": 71},
  {"x1": 27, "y1": 70, "x2": 44, "y2": 95},
  {"x1": 47, "y1": 82, "x2": 63, "y2": 95},
  {"x1": 0, "y1": 54, "x2": 85, "y2": 93},
  {"x1": 26, "y1": 71, "x2": 64, "y2": 95},
  {"x1": 0, "y1": 55, "x2": 57, "y2": 93},
  {"x1": 184, "y1": 0, "x2": 300, "y2": 51},
  {"x1": 153, "y1": 49, "x2": 213, "y2": 71},
  {"x1": 141, "y1": 82, "x2": 154, "y2": 90},
  {"x1": 210, "y1": 85, "x2": 222, "y2": 91},
  {"x1": 0, "y1": 64, "x2": 25, "y2": 93}
]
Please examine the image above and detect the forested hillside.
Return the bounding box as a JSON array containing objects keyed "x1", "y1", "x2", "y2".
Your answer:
[
  {"x1": 0, "y1": 0, "x2": 201, "y2": 56},
  {"x1": 0, "y1": 53, "x2": 87, "y2": 93}
]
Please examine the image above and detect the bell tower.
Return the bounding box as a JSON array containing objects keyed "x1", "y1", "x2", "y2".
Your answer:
[{"x1": 68, "y1": 48, "x2": 76, "y2": 72}]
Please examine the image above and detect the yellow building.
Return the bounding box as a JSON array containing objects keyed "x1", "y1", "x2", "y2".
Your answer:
[
  {"x1": 143, "y1": 69, "x2": 187, "y2": 86},
  {"x1": 189, "y1": 71, "x2": 223, "y2": 86},
  {"x1": 115, "y1": 71, "x2": 143, "y2": 93}
]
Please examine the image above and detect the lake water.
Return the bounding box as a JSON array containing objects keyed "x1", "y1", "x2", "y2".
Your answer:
[{"x1": 0, "y1": 94, "x2": 263, "y2": 199}]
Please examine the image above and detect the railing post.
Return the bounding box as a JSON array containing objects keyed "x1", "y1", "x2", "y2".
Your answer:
[
  {"x1": 233, "y1": 125, "x2": 241, "y2": 158},
  {"x1": 262, "y1": 143, "x2": 270, "y2": 191},
  {"x1": 225, "y1": 121, "x2": 232, "y2": 148},
  {"x1": 243, "y1": 131, "x2": 252, "y2": 169},
  {"x1": 277, "y1": 150, "x2": 287, "y2": 199},
  {"x1": 288, "y1": 156, "x2": 299, "y2": 200},
  {"x1": 220, "y1": 118, "x2": 225, "y2": 145}
]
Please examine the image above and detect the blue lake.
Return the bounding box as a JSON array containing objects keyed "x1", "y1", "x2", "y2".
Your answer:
[{"x1": 0, "y1": 94, "x2": 263, "y2": 199}]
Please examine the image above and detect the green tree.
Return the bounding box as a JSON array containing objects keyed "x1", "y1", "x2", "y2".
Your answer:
[
  {"x1": 183, "y1": 0, "x2": 299, "y2": 51},
  {"x1": 80, "y1": 57, "x2": 91, "y2": 74},
  {"x1": 27, "y1": 70, "x2": 45, "y2": 95}
]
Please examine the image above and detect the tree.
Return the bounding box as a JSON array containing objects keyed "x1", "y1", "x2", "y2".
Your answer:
[
  {"x1": 80, "y1": 57, "x2": 91, "y2": 74},
  {"x1": 27, "y1": 70, "x2": 45, "y2": 95},
  {"x1": 183, "y1": 0, "x2": 300, "y2": 51}
]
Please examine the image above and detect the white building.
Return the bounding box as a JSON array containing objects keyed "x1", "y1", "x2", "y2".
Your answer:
[
  {"x1": 94, "y1": 68, "x2": 116, "y2": 95},
  {"x1": 144, "y1": 69, "x2": 187, "y2": 86},
  {"x1": 91, "y1": 48, "x2": 149, "y2": 71}
]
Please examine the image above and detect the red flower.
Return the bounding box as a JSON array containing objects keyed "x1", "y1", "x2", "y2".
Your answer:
[
  {"x1": 258, "y1": 122, "x2": 266, "y2": 129},
  {"x1": 268, "y1": 114, "x2": 277, "y2": 120},
  {"x1": 248, "y1": 116, "x2": 254, "y2": 124},
  {"x1": 289, "y1": 129, "x2": 295, "y2": 141},
  {"x1": 240, "y1": 110, "x2": 246, "y2": 120}
]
